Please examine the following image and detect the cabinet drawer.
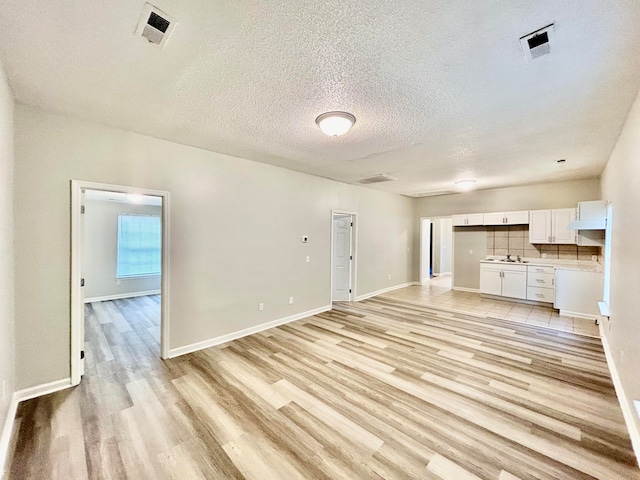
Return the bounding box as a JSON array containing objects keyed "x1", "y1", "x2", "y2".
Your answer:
[
  {"x1": 528, "y1": 265, "x2": 554, "y2": 275},
  {"x1": 528, "y1": 272, "x2": 554, "y2": 288},
  {"x1": 527, "y1": 286, "x2": 554, "y2": 303}
]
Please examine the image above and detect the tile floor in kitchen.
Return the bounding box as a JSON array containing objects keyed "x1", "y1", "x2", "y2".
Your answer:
[{"x1": 383, "y1": 275, "x2": 601, "y2": 337}]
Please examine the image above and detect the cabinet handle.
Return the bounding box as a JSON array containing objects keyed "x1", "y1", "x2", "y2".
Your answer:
[
  {"x1": 548, "y1": 236, "x2": 551, "y2": 243},
  {"x1": 536, "y1": 279, "x2": 544, "y2": 283},
  {"x1": 552, "y1": 236, "x2": 555, "y2": 243},
  {"x1": 535, "y1": 294, "x2": 544, "y2": 298}
]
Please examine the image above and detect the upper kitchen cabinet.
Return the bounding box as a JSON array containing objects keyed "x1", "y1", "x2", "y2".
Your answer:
[
  {"x1": 483, "y1": 211, "x2": 529, "y2": 226},
  {"x1": 529, "y1": 208, "x2": 577, "y2": 244},
  {"x1": 452, "y1": 213, "x2": 484, "y2": 226}
]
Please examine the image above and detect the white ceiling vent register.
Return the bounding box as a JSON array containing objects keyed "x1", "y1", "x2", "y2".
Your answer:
[
  {"x1": 135, "y1": 3, "x2": 176, "y2": 47},
  {"x1": 358, "y1": 174, "x2": 397, "y2": 185},
  {"x1": 520, "y1": 24, "x2": 554, "y2": 61}
]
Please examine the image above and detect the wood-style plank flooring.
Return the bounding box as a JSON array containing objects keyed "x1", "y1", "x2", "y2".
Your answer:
[{"x1": 6, "y1": 293, "x2": 639, "y2": 479}]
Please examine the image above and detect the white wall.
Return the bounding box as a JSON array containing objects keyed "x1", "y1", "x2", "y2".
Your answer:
[
  {"x1": 600, "y1": 86, "x2": 640, "y2": 450},
  {"x1": 13, "y1": 105, "x2": 415, "y2": 390},
  {"x1": 83, "y1": 199, "x2": 162, "y2": 301},
  {"x1": 0, "y1": 62, "x2": 14, "y2": 452}
]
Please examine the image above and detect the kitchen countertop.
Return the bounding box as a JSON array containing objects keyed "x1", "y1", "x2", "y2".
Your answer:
[{"x1": 481, "y1": 257, "x2": 602, "y2": 273}]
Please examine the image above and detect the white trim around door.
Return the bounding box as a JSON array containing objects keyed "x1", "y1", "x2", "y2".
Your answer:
[
  {"x1": 330, "y1": 210, "x2": 357, "y2": 302},
  {"x1": 70, "y1": 180, "x2": 171, "y2": 386}
]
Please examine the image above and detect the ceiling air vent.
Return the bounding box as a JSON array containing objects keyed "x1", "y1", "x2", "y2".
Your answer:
[
  {"x1": 135, "y1": 3, "x2": 176, "y2": 47},
  {"x1": 358, "y1": 174, "x2": 397, "y2": 185},
  {"x1": 520, "y1": 24, "x2": 554, "y2": 61}
]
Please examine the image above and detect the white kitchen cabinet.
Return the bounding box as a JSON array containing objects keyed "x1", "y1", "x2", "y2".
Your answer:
[
  {"x1": 480, "y1": 262, "x2": 527, "y2": 299},
  {"x1": 483, "y1": 211, "x2": 529, "y2": 225},
  {"x1": 554, "y1": 269, "x2": 603, "y2": 318},
  {"x1": 452, "y1": 213, "x2": 484, "y2": 226},
  {"x1": 526, "y1": 265, "x2": 555, "y2": 303},
  {"x1": 528, "y1": 208, "x2": 576, "y2": 244}
]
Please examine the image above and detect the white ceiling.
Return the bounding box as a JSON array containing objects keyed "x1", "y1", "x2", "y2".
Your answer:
[{"x1": 1, "y1": 1, "x2": 639, "y2": 196}]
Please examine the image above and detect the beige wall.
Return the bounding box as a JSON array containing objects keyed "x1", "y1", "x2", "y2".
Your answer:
[
  {"x1": 83, "y1": 200, "x2": 162, "y2": 301},
  {"x1": 453, "y1": 228, "x2": 486, "y2": 289},
  {"x1": 415, "y1": 179, "x2": 601, "y2": 218},
  {"x1": 0, "y1": 62, "x2": 14, "y2": 443},
  {"x1": 13, "y1": 105, "x2": 415, "y2": 389},
  {"x1": 601, "y1": 87, "x2": 640, "y2": 448}
]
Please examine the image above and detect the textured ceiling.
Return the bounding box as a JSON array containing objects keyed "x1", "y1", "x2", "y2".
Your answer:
[{"x1": 1, "y1": 0, "x2": 640, "y2": 196}]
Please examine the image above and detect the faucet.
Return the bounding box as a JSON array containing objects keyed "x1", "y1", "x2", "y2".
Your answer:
[
  {"x1": 517, "y1": 255, "x2": 521, "y2": 262},
  {"x1": 506, "y1": 254, "x2": 511, "y2": 262}
]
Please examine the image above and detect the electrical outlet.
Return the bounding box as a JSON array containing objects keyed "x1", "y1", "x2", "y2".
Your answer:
[
  {"x1": 541, "y1": 253, "x2": 547, "y2": 258},
  {"x1": 468, "y1": 249, "x2": 473, "y2": 255},
  {"x1": 591, "y1": 255, "x2": 598, "y2": 261},
  {"x1": 306, "y1": 256, "x2": 310, "y2": 263},
  {"x1": 288, "y1": 296, "x2": 294, "y2": 305},
  {"x1": 116, "y1": 279, "x2": 121, "y2": 286},
  {"x1": 259, "y1": 303, "x2": 264, "y2": 311},
  {"x1": 388, "y1": 274, "x2": 391, "y2": 280}
]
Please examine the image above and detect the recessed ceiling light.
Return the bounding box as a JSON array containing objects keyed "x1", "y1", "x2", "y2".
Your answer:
[
  {"x1": 126, "y1": 193, "x2": 144, "y2": 203},
  {"x1": 316, "y1": 111, "x2": 356, "y2": 136},
  {"x1": 455, "y1": 179, "x2": 477, "y2": 191}
]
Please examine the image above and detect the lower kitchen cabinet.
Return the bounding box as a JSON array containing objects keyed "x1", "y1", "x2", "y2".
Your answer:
[
  {"x1": 526, "y1": 265, "x2": 555, "y2": 303},
  {"x1": 554, "y1": 269, "x2": 603, "y2": 317},
  {"x1": 480, "y1": 263, "x2": 527, "y2": 300}
]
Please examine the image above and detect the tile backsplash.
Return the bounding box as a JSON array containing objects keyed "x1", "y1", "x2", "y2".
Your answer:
[{"x1": 485, "y1": 225, "x2": 600, "y2": 260}]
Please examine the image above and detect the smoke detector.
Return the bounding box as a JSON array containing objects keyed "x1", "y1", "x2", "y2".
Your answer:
[
  {"x1": 135, "y1": 3, "x2": 176, "y2": 47},
  {"x1": 358, "y1": 174, "x2": 397, "y2": 185},
  {"x1": 520, "y1": 24, "x2": 554, "y2": 61}
]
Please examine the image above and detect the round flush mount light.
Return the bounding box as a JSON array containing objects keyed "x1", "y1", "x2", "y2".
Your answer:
[
  {"x1": 126, "y1": 193, "x2": 144, "y2": 203},
  {"x1": 316, "y1": 111, "x2": 356, "y2": 136},
  {"x1": 455, "y1": 179, "x2": 477, "y2": 191}
]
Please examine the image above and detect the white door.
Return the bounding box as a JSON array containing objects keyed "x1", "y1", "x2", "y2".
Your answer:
[
  {"x1": 552, "y1": 208, "x2": 576, "y2": 244},
  {"x1": 529, "y1": 210, "x2": 551, "y2": 244},
  {"x1": 480, "y1": 267, "x2": 502, "y2": 295},
  {"x1": 332, "y1": 215, "x2": 352, "y2": 301},
  {"x1": 502, "y1": 269, "x2": 527, "y2": 299}
]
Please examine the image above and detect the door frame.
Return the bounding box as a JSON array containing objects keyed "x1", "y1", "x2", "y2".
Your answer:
[
  {"x1": 420, "y1": 216, "x2": 453, "y2": 285},
  {"x1": 420, "y1": 218, "x2": 432, "y2": 284},
  {"x1": 70, "y1": 180, "x2": 171, "y2": 386},
  {"x1": 330, "y1": 210, "x2": 357, "y2": 301}
]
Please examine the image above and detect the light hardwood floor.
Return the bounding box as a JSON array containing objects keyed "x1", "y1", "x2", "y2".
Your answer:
[{"x1": 5, "y1": 293, "x2": 639, "y2": 479}]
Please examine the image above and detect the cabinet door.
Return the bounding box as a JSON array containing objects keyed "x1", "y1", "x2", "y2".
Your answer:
[
  {"x1": 452, "y1": 214, "x2": 467, "y2": 226},
  {"x1": 466, "y1": 213, "x2": 484, "y2": 226},
  {"x1": 483, "y1": 212, "x2": 505, "y2": 225},
  {"x1": 480, "y1": 267, "x2": 502, "y2": 295},
  {"x1": 502, "y1": 269, "x2": 527, "y2": 299},
  {"x1": 504, "y1": 210, "x2": 529, "y2": 225},
  {"x1": 552, "y1": 209, "x2": 576, "y2": 244},
  {"x1": 529, "y1": 210, "x2": 551, "y2": 244}
]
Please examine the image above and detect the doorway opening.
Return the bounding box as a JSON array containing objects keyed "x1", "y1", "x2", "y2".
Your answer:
[
  {"x1": 70, "y1": 180, "x2": 170, "y2": 386},
  {"x1": 420, "y1": 217, "x2": 453, "y2": 287},
  {"x1": 331, "y1": 211, "x2": 357, "y2": 302}
]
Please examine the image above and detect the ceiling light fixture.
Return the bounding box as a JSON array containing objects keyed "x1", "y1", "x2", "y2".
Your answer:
[
  {"x1": 316, "y1": 111, "x2": 356, "y2": 136},
  {"x1": 126, "y1": 193, "x2": 144, "y2": 203},
  {"x1": 455, "y1": 179, "x2": 477, "y2": 191}
]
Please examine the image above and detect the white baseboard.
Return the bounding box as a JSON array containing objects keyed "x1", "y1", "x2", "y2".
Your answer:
[
  {"x1": 452, "y1": 286, "x2": 480, "y2": 293},
  {"x1": 355, "y1": 282, "x2": 416, "y2": 302},
  {"x1": 14, "y1": 378, "x2": 73, "y2": 402},
  {"x1": 0, "y1": 395, "x2": 18, "y2": 478},
  {"x1": 599, "y1": 323, "x2": 640, "y2": 466},
  {"x1": 168, "y1": 304, "x2": 332, "y2": 358},
  {"x1": 84, "y1": 290, "x2": 161, "y2": 303},
  {"x1": 559, "y1": 309, "x2": 599, "y2": 320}
]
